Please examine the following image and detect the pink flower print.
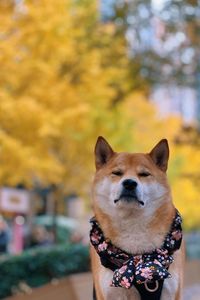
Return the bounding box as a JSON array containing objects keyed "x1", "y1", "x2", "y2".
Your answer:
[
  {"x1": 135, "y1": 270, "x2": 140, "y2": 275},
  {"x1": 172, "y1": 230, "x2": 182, "y2": 241},
  {"x1": 118, "y1": 265, "x2": 127, "y2": 274},
  {"x1": 91, "y1": 233, "x2": 100, "y2": 243},
  {"x1": 120, "y1": 277, "x2": 131, "y2": 288},
  {"x1": 140, "y1": 267, "x2": 153, "y2": 281},
  {"x1": 153, "y1": 259, "x2": 162, "y2": 267},
  {"x1": 134, "y1": 255, "x2": 142, "y2": 265},
  {"x1": 98, "y1": 241, "x2": 108, "y2": 251},
  {"x1": 129, "y1": 276, "x2": 134, "y2": 282},
  {"x1": 157, "y1": 248, "x2": 168, "y2": 256}
]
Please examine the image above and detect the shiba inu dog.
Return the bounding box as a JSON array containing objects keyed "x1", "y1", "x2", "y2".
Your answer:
[{"x1": 90, "y1": 137, "x2": 184, "y2": 300}]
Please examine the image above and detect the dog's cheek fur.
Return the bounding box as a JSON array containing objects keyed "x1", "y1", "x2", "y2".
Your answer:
[
  {"x1": 142, "y1": 180, "x2": 168, "y2": 202},
  {"x1": 110, "y1": 181, "x2": 122, "y2": 202},
  {"x1": 93, "y1": 177, "x2": 118, "y2": 212}
]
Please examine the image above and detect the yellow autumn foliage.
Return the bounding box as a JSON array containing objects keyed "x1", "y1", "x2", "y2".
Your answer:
[{"x1": 0, "y1": 0, "x2": 199, "y2": 230}]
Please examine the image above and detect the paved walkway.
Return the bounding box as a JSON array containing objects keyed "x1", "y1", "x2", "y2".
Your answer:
[
  {"x1": 6, "y1": 260, "x2": 200, "y2": 300},
  {"x1": 183, "y1": 285, "x2": 200, "y2": 300}
]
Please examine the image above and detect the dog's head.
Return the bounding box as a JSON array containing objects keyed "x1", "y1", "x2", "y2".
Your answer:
[{"x1": 92, "y1": 137, "x2": 171, "y2": 217}]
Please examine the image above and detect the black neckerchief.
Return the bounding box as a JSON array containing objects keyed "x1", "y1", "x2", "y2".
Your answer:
[{"x1": 90, "y1": 209, "x2": 182, "y2": 297}]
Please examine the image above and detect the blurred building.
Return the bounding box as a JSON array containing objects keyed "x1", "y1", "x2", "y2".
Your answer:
[
  {"x1": 0, "y1": 187, "x2": 30, "y2": 218},
  {"x1": 152, "y1": 85, "x2": 197, "y2": 126},
  {"x1": 100, "y1": 0, "x2": 200, "y2": 127}
]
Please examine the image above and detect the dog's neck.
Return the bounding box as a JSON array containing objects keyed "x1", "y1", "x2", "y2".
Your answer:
[{"x1": 94, "y1": 199, "x2": 175, "y2": 255}]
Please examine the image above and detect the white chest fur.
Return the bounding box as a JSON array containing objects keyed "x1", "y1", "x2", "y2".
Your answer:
[{"x1": 110, "y1": 213, "x2": 168, "y2": 255}]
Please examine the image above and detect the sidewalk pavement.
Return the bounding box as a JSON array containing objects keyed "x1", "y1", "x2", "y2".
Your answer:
[{"x1": 6, "y1": 260, "x2": 200, "y2": 300}]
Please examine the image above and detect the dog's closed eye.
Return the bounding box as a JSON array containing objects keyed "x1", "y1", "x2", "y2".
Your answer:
[
  {"x1": 112, "y1": 170, "x2": 123, "y2": 176},
  {"x1": 138, "y1": 172, "x2": 151, "y2": 177}
]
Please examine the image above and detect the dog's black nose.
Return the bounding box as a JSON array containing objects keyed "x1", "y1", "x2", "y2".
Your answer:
[{"x1": 122, "y1": 179, "x2": 137, "y2": 191}]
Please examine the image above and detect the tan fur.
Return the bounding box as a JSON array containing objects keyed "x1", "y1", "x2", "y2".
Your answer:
[
  {"x1": 91, "y1": 138, "x2": 184, "y2": 300},
  {"x1": 90, "y1": 247, "x2": 104, "y2": 300}
]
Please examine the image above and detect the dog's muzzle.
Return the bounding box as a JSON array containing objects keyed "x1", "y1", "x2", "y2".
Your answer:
[{"x1": 114, "y1": 179, "x2": 144, "y2": 206}]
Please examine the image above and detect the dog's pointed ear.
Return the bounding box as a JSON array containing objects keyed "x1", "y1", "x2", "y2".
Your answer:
[
  {"x1": 149, "y1": 139, "x2": 169, "y2": 172},
  {"x1": 95, "y1": 136, "x2": 115, "y2": 170}
]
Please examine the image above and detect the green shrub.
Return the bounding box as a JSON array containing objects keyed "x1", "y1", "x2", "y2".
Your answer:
[{"x1": 0, "y1": 243, "x2": 90, "y2": 299}]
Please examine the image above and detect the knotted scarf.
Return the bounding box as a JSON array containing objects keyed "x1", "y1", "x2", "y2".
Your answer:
[{"x1": 90, "y1": 210, "x2": 182, "y2": 289}]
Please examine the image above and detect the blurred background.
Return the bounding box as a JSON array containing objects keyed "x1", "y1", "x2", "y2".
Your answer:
[{"x1": 0, "y1": 0, "x2": 200, "y2": 299}]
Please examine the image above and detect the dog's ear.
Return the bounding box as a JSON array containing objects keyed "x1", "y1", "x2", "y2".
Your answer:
[
  {"x1": 95, "y1": 136, "x2": 115, "y2": 170},
  {"x1": 149, "y1": 139, "x2": 169, "y2": 172}
]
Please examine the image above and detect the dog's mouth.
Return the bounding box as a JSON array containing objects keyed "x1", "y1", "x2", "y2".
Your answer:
[{"x1": 114, "y1": 193, "x2": 144, "y2": 206}]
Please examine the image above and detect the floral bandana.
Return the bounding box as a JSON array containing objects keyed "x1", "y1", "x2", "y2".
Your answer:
[{"x1": 90, "y1": 210, "x2": 182, "y2": 289}]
